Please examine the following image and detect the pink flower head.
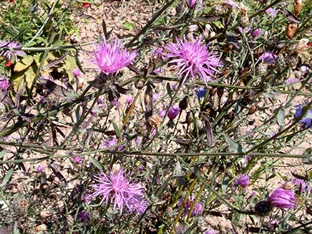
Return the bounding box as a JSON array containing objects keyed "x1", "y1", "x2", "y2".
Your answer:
[
  {"x1": 168, "y1": 106, "x2": 180, "y2": 120},
  {"x1": 186, "y1": 0, "x2": 196, "y2": 8},
  {"x1": 268, "y1": 188, "x2": 296, "y2": 209},
  {"x1": 0, "y1": 75, "x2": 10, "y2": 91},
  {"x1": 204, "y1": 228, "x2": 218, "y2": 234},
  {"x1": 234, "y1": 174, "x2": 250, "y2": 188},
  {"x1": 184, "y1": 196, "x2": 203, "y2": 216},
  {"x1": 91, "y1": 168, "x2": 148, "y2": 214},
  {"x1": 37, "y1": 165, "x2": 45, "y2": 173},
  {"x1": 164, "y1": 37, "x2": 222, "y2": 85},
  {"x1": 126, "y1": 96, "x2": 133, "y2": 104},
  {"x1": 0, "y1": 40, "x2": 25, "y2": 60},
  {"x1": 102, "y1": 137, "x2": 124, "y2": 151},
  {"x1": 93, "y1": 38, "x2": 137, "y2": 75},
  {"x1": 72, "y1": 156, "x2": 83, "y2": 164},
  {"x1": 252, "y1": 29, "x2": 262, "y2": 37},
  {"x1": 73, "y1": 68, "x2": 82, "y2": 77}
]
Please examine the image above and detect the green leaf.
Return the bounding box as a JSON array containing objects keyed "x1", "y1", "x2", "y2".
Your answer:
[
  {"x1": 123, "y1": 22, "x2": 135, "y2": 31},
  {"x1": 112, "y1": 121, "x2": 122, "y2": 139},
  {"x1": 64, "y1": 56, "x2": 78, "y2": 82},
  {"x1": 277, "y1": 108, "x2": 285, "y2": 126},
  {"x1": 90, "y1": 156, "x2": 104, "y2": 171},
  {"x1": 1, "y1": 168, "x2": 14, "y2": 187},
  {"x1": 0, "y1": 150, "x2": 7, "y2": 159},
  {"x1": 224, "y1": 134, "x2": 243, "y2": 153},
  {"x1": 14, "y1": 55, "x2": 34, "y2": 72}
]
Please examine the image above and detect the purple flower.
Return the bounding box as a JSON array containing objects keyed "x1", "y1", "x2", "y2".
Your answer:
[
  {"x1": 259, "y1": 51, "x2": 276, "y2": 64},
  {"x1": 252, "y1": 29, "x2": 261, "y2": 37},
  {"x1": 92, "y1": 38, "x2": 137, "y2": 75},
  {"x1": 152, "y1": 47, "x2": 163, "y2": 56},
  {"x1": 266, "y1": 8, "x2": 279, "y2": 17},
  {"x1": 164, "y1": 37, "x2": 222, "y2": 85},
  {"x1": 195, "y1": 88, "x2": 207, "y2": 100},
  {"x1": 204, "y1": 228, "x2": 218, "y2": 234},
  {"x1": 268, "y1": 188, "x2": 296, "y2": 209},
  {"x1": 37, "y1": 165, "x2": 45, "y2": 173},
  {"x1": 239, "y1": 27, "x2": 251, "y2": 34},
  {"x1": 285, "y1": 77, "x2": 299, "y2": 85},
  {"x1": 0, "y1": 75, "x2": 10, "y2": 91},
  {"x1": 90, "y1": 168, "x2": 148, "y2": 214},
  {"x1": 0, "y1": 40, "x2": 25, "y2": 60},
  {"x1": 73, "y1": 68, "x2": 81, "y2": 77},
  {"x1": 283, "y1": 179, "x2": 307, "y2": 192},
  {"x1": 184, "y1": 196, "x2": 203, "y2": 216},
  {"x1": 101, "y1": 137, "x2": 124, "y2": 151},
  {"x1": 234, "y1": 174, "x2": 250, "y2": 188},
  {"x1": 168, "y1": 106, "x2": 180, "y2": 120},
  {"x1": 294, "y1": 104, "x2": 312, "y2": 128},
  {"x1": 72, "y1": 156, "x2": 83, "y2": 164},
  {"x1": 126, "y1": 96, "x2": 133, "y2": 104},
  {"x1": 77, "y1": 211, "x2": 89, "y2": 222},
  {"x1": 186, "y1": 0, "x2": 196, "y2": 8},
  {"x1": 300, "y1": 65, "x2": 309, "y2": 74},
  {"x1": 153, "y1": 93, "x2": 160, "y2": 102},
  {"x1": 158, "y1": 108, "x2": 166, "y2": 118},
  {"x1": 224, "y1": 0, "x2": 239, "y2": 8}
]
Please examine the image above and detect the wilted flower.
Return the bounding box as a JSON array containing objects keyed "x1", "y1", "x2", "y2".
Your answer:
[
  {"x1": 0, "y1": 40, "x2": 25, "y2": 60},
  {"x1": 0, "y1": 75, "x2": 10, "y2": 91},
  {"x1": 164, "y1": 37, "x2": 222, "y2": 85},
  {"x1": 294, "y1": 104, "x2": 312, "y2": 128},
  {"x1": 73, "y1": 68, "x2": 81, "y2": 77},
  {"x1": 234, "y1": 174, "x2": 250, "y2": 188},
  {"x1": 168, "y1": 106, "x2": 180, "y2": 120},
  {"x1": 259, "y1": 51, "x2": 276, "y2": 64},
  {"x1": 93, "y1": 38, "x2": 136, "y2": 75},
  {"x1": 158, "y1": 108, "x2": 166, "y2": 118},
  {"x1": 90, "y1": 167, "x2": 148, "y2": 214},
  {"x1": 268, "y1": 188, "x2": 296, "y2": 209},
  {"x1": 283, "y1": 179, "x2": 307, "y2": 192},
  {"x1": 184, "y1": 196, "x2": 203, "y2": 216}
]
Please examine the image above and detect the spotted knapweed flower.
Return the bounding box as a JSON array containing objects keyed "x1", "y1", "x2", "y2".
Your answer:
[
  {"x1": 93, "y1": 38, "x2": 137, "y2": 75},
  {"x1": 186, "y1": 0, "x2": 196, "y2": 8},
  {"x1": 285, "y1": 77, "x2": 299, "y2": 85},
  {"x1": 234, "y1": 174, "x2": 250, "y2": 188},
  {"x1": 90, "y1": 167, "x2": 148, "y2": 214},
  {"x1": 0, "y1": 75, "x2": 10, "y2": 91},
  {"x1": 164, "y1": 37, "x2": 222, "y2": 85},
  {"x1": 77, "y1": 211, "x2": 89, "y2": 222},
  {"x1": 0, "y1": 40, "x2": 25, "y2": 60},
  {"x1": 268, "y1": 188, "x2": 296, "y2": 209},
  {"x1": 73, "y1": 68, "x2": 81, "y2": 77},
  {"x1": 294, "y1": 104, "x2": 312, "y2": 128},
  {"x1": 168, "y1": 106, "x2": 180, "y2": 120},
  {"x1": 204, "y1": 228, "x2": 218, "y2": 234},
  {"x1": 265, "y1": 8, "x2": 279, "y2": 17}
]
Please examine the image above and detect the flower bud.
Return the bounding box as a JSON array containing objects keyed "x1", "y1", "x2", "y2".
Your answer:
[
  {"x1": 287, "y1": 23, "x2": 297, "y2": 39},
  {"x1": 168, "y1": 106, "x2": 180, "y2": 120},
  {"x1": 293, "y1": 0, "x2": 302, "y2": 16}
]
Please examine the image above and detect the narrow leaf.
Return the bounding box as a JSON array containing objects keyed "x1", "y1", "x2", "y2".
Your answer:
[
  {"x1": 1, "y1": 168, "x2": 13, "y2": 187},
  {"x1": 90, "y1": 156, "x2": 104, "y2": 171},
  {"x1": 112, "y1": 121, "x2": 122, "y2": 139}
]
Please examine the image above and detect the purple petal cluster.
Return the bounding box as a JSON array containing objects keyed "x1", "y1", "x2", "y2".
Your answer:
[
  {"x1": 164, "y1": 37, "x2": 222, "y2": 85},
  {"x1": 184, "y1": 196, "x2": 203, "y2": 216},
  {"x1": 168, "y1": 106, "x2": 180, "y2": 120},
  {"x1": 259, "y1": 51, "x2": 276, "y2": 64},
  {"x1": 0, "y1": 75, "x2": 10, "y2": 91},
  {"x1": 90, "y1": 168, "x2": 148, "y2": 214},
  {"x1": 0, "y1": 40, "x2": 25, "y2": 60},
  {"x1": 93, "y1": 38, "x2": 137, "y2": 75},
  {"x1": 234, "y1": 174, "x2": 250, "y2": 188},
  {"x1": 294, "y1": 104, "x2": 312, "y2": 128},
  {"x1": 268, "y1": 188, "x2": 296, "y2": 209}
]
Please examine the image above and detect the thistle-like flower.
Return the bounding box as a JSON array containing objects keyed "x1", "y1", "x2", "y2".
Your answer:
[
  {"x1": 0, "y1": 75, "x2": 10, "y2": 91},
  {"x1": 234, "y1": 174, "x2": 250, "y2": 188},
  {"x1": 93, "y1": 38, "x2": 136, "y2": 75},
  {"x1": 268, "y1": 188, "x2": 296, "y2": 209},
  {"x1": 90, "y1": 167, "x2": 148, "y2": 214},
  {"x1": 0, "y1": 40, "x2": 25, "y2": 60},
  {"x1": 164, "y1": 37, "x2": 221, "y2": 85}
]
